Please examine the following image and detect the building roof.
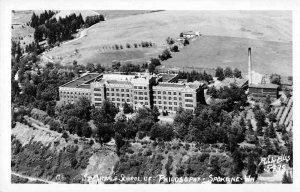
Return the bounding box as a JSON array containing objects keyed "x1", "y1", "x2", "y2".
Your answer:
[
  {"x1": 107, "y1": 80, "x2": 132, "y2": 85},
  {"x1": 280, "y1": 76, "x2": 293, "y2": 86},
  {"x1": 160, "y1": 74, "x2": 178, "y2": 82},
  {"x1": 60, "y1": 73, "x2": 102, "y2": 89},
  {"x1": 249, "y1": 83, "x2": 279, "y2": 89},
  {"x1": 221, "y1": 78, "x2": 248, "y2": 88}
]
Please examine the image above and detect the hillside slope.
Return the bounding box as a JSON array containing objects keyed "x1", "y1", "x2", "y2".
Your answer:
[{"x1": 42, "y1": 10, "x2": 292, "y2": 73}]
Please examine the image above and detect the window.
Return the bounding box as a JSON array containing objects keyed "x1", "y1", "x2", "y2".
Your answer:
[
  {"x1": 159, "y1": 101, "x2": 162, "y2": 104},
  {"x1": 168, "y1": 92, "x2": 171, "y2": 95},
  {"x1": 174, "y1": 107, "x2": 177, "y2": 111},
  {"x1": 169, "y1": 107, "x2": 172, "y2": 110},
  {"x1": 139, "y1": 97, "x2": 143, "y2": 100},
  {"x1": 139, "y1": 92, "x2": 143, "y2": 95},
  {"x1": 173, "y1": 92, "x2": 177, "y2": 95},
  {"x1": 111, "y1": 88, "x2": 114, "y2": 91},
  {"x1": 112, "y1": 98, "x2": 115, "y2": 101},
  {"x1": 185, "y1": 99, "x2": 193, "y2": 103},
  {"x1": 179, "y1": 97, "x2": 182, "y2": 101},
  {"x1": 138, "y1": 86, "x2": 143, "y2": 89},
  {"x1": 121, "y1": 89, "x2": 124, "y2": 92},
  {"x1": 185, "y1": 94, "x2": 193, "y2": 97},
  {"x1": 112, "y1": 93, "x2": 114, "y2": 96},
  {"x1": 126, "y1": 94, "x2": 129, "y2": 97},
  {"x1": 134, "y1": 86, "x2": 138, "y2": 89},
  {"x1": 134, "y1": 96, "x2": 137, "y2": 100},
  {"x1": 154, "y1": 101, "x2": 156, "y2": 104},
  {"x1": 159, "y1": 106, "x2": 162, "y2": 109},
  {"x1": 95, "y1": 93, "x2": 101, "y2": 96},
  {"x1": 144, "y1": 92, "x2": 147, "y2": 95},
  {"x1": 158, "y1": 91, "x2": 161, "y2": 94},
  {"x1": 107, "y1": 93, "x2": 110, "y2": 96},
  {"x1": 145, "y1": 102, "x2": 148, "y2": 105},
  {"x1": 117, "y1": 98, "x2": 120, "y2": 101},
  {"x1": 179, "y1": 92, "x2": 181, "y2": 95},
  {"x1": 174, "y1": 102, "x2": 178, "y2": 105},
  {"x1": 107, "y1": 88, "x2": 109, "y2": 91},
  {"x1": 186, "y1": 104, "x2": 193, "y2": 107},
  {"x1": 169, "y1": 97, "x2": 172, "y2": 100},
  {"x1": 154, "y1": 96, "x2": 156, "y2": 99},
  {"x1": 144, "y1": 87, "x2": 147, "y2": 89},
  {"x1": 95, "y1": 98, "x2": 101, "y2": 101},
  {"x1": 116, "y1": 93, "x2": 119, "y2": 96},
  {"x1": 174, "y1": 97, "x2": 177, "y2": 100},
  {"x1": 163, "y1": 91, "x2": 166, "y2": 94},
  {"x1": 126, "y1": 89, "x2": 129, "y2": 92},
  {"x1": 164, "y1": 106, "x2": 167, "y2": 110},
  {"x1": 169, "y1": 102, "x2": 172, "y2": 105},
  {"x1": 163, "y1": 96, "x2": 166, "y2": 99},
  {"x1": 153, "y1": 91, "x2": 156, "y2": 94},
  {"x1": 95, "y1": 103, "x2": 101, "y2": 106},
  {"x1": 121, "y1": 94, "x2": 124, "y2": 97},
  {"x1": 127, "y1": 99, "x2": 130, "y2": 102},
  {"x1": 122, "y1": 99, "x2": 125, "y2": 102},
  {"x1": 164, "y1": 101, "x2": 167, "y2": 104},
  {"x1": 86, "y1": 93, "x2": 88, "y2": 95}
]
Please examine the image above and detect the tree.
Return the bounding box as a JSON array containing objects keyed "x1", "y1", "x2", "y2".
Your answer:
[
  {"x1": 215, "y1": 67, "x2": 225, "y2": 81},
  {"x1": 115, "y1": 132, "x2": 125, "y2": 156},
  {"x1": 151, "y1": 106, "x2": 160, "y2": 122},
  {"x1": 183, "y1": 39, "x2": 189, "y2": 46},
  {"x1": 282, "y1": 171, "x2": 293, "y2": 183},
  {"x1": 123, "y1": 102, "x2": 133, "y2": 114},
  {"x1": 49, "y1": 119, "x2": 61, "y2": 131},
  {"x1": 224, "y1": 67, "x2": 233, "y2": 77},
  {"x1": 86, "y1": 63, "x2": 95, "y2": 72},
  {"x1": 270, "y1": 73, "x2": 281, "y2": 85},
  {"x1": 166, "y1": 37, "x2": 175, "y2": 45},
  {"x1": 231, "y1": 149, "x2": 244, "y2": 175},
  {"x1": 82, "y1": 123, "x2": 92, "y2": 138},
  {"x1": 233, "y1": 68, "x2": 242, "y2": 78},
  {"x1": 170, "y1": 45, "x2": 179, "y2": 52},
  {"x1": 150, "y1": 58, "x2": 161, "y2": 66},
  {"x1": 96, "y1": 123, "x2": 114, "y2": 145},
  {"x1": 254, "y1": 110, "x2": 267, "y2": 136},
  {"x1": 95, "y1": 63, "x2": 104, "y2": 73},
  {"x1": 115, "y1": 111, "x2": 127, "y2": 122},
  {"x1": 159, "y1": 49, "x2": 172, "y2": 61}
]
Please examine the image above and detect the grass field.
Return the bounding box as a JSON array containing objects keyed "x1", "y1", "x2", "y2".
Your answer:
[
  {"x1": 161, "y1": 35, "x2": 292, "y2": 76},
  {"x1": 42, "y1": 10, "x2": 292, "y2": 75}
]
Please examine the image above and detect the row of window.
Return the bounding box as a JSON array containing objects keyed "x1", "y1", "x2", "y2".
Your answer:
[
  {"x1": 154, "y1": 101, "x2": 182, "y2": 106},
  {"x1": 107, "y1": 93, "x2": 131, "y2": 97},
  {"x1": 111, "y1": 98, "x2": 131, "y2": 102},
  {"x1": 154, "y1": 91, "x2": 181, "y2": 95},
  {"x1": 107, "y1": 88, "x2": 130, "y2": 92},
  {"x1": 60, "y1": 91, "x2": 90, "y2": 96},
  {"x1": 155, "y1": 105, "x2": 178, "y2": 111},
  {"x1": 154, "y1": 96, "x2": 182, "y2": 101},
  {"x1": 133, "y1": 96, "x2": 149, "y2": 101},
  {"x1": 62, "y1": 95, "x2": 89, "y2": 99},
  {"x1": 134, "y1": 86, "x2": 147, "y2": 90},
  {"x1": 134, "y1": 101, "x2": 149, "y2": 105}
]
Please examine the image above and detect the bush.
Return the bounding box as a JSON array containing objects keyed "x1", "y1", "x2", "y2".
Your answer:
[{"x1": 62, "y1": 131, "x2": 68, "y2": 139}]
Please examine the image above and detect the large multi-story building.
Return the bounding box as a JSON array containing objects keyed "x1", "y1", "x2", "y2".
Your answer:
[
  {"x1": 91, "y1": 73, "x2": 157, "y2": 109},
  {"x1": 153, "y1": 81, "x2": 204, "y2": 113},
  {"x1": 59, "y1": 72, "x2": 204, "y2": 112},
  {"x1": 59, "y1": 73, "x2": 103, "y2": 103}
]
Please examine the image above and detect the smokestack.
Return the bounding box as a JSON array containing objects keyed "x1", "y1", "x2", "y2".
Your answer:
[{"x1": 248, "y1": 48, "x2": 252, "y2": 84}]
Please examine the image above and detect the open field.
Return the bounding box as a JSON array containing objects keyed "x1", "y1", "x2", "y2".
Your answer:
[
  {"x1": 42, "y1": 10, "x2": 292, "y2": 74},
  {"x1": 161, "y1": 35, "x2": 292, "y2": 76}
]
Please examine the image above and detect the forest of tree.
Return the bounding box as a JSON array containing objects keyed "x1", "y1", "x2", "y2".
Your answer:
[{"x1": 29, "y1": 11, "x2": 104, "y2": 49}]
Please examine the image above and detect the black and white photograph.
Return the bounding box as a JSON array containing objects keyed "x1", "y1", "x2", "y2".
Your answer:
[{"x1": 0, "y1": 0, "x2": 299, "y2": 191}]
